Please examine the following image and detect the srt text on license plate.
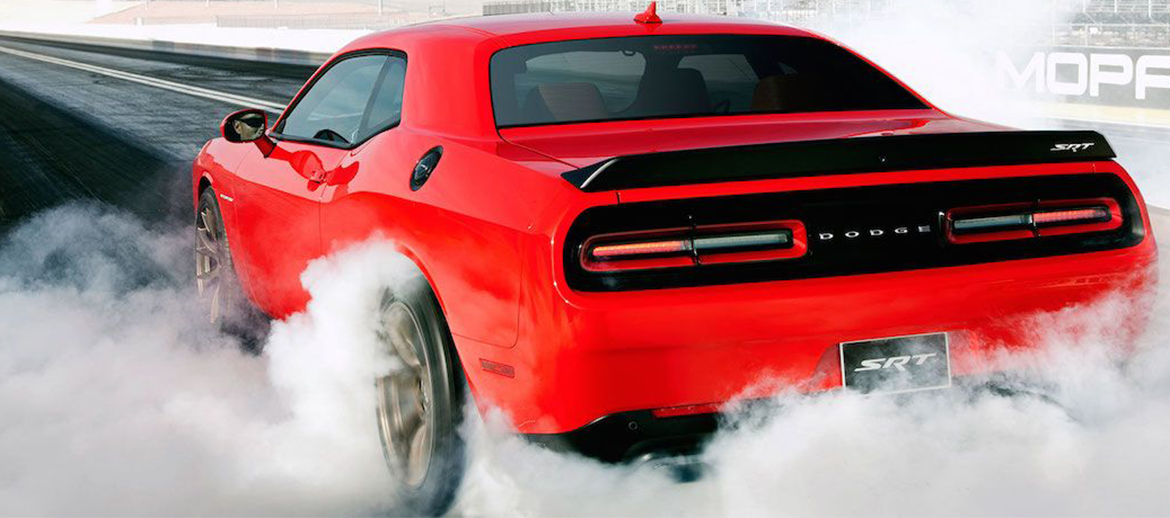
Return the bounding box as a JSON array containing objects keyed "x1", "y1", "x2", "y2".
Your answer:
[{"x1": 839, "y1": 332, "x2": 951, "y2": 394}]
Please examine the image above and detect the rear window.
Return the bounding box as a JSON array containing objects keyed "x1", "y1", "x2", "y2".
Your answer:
[{"x1": 490, "y1": 35, "x2": 927, "y2": 128}]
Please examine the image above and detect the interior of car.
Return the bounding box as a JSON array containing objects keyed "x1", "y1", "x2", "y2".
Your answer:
[{"x1": 491, "y1": 35, "x2": 925, "y2": 127}]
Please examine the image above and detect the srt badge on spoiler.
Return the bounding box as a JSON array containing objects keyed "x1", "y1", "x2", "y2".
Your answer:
[{"x1": 1052, "y1": 142, "x2": 1097, "y2": 152}]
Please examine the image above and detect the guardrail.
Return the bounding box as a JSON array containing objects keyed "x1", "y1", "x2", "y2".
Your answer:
[{"x1": 0, "y1": 29, "x2": 333, "y2": 67}]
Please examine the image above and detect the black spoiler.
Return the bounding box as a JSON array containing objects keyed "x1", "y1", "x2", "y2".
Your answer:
[{"x1": 560, "y1": 130, "x2": 1116, "y2": 192}]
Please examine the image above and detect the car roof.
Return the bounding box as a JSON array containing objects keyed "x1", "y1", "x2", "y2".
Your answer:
[
  {"x1": 347, "y1": 11, "x2": 819, "y2": 49},
  {"x1": 432, "y1": 12, "x2": 811, "y2": 37}
]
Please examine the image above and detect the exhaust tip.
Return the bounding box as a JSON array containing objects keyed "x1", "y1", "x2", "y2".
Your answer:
[{"x1": 636, "y1": 452, "x2": 707, "y2": 483}]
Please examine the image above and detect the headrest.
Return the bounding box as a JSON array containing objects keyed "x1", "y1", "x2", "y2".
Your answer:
[
  {"x1": 752, "y1": 73, "x2": 829, "y2": 113},
  {"x1": 522, "y1": 82, "x2": 611, "y2": 123},
  {"x1": 636, "y1": 68, "x2": 711, "y2": 115}
]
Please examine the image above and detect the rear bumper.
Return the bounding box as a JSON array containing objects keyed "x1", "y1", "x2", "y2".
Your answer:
[
  {"x1": 468, "y1": 237, "x2": 1156, "y2": 437},
  {"x1": 521, "y1": 374, "x2": 1098, "y2": 464}
]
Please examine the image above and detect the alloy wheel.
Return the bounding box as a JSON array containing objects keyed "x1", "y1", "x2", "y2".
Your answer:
[
  {"x1": 376, "y1": 302, "x2": 436, "y2": 488},
  {"x1": 195, "y1": 203, "x2": 223, "y2": 323}
]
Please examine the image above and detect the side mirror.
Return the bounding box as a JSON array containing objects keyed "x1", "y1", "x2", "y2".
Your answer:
[{"x1": 221, "y1": 109, "x2": 275, "y2": 156}]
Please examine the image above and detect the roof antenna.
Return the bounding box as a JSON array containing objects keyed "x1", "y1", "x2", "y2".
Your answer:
[{"x1": 634, "y1": 1, "x2": 662, "y2": 24}]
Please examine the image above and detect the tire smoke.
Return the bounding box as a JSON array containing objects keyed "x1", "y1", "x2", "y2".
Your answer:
[{"x1": 0, "y1": 205, "x2": 403, "y2": 516}]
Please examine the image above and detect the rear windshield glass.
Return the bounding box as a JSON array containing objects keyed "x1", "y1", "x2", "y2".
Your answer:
[{"x1": 490, "y1": 35, "x2": 927, "y2": 128}]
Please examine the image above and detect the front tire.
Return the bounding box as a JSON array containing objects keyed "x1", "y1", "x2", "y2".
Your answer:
[
  {"x1": 195, "y1": 187, "x2": 268, "y2": 347},
  {"x1": 375, "y1": 277, "x2": 466, "y2": 516}
]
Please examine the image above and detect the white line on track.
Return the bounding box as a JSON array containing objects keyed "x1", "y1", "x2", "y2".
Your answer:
[{"x1": 0, "y1": 44, "x2": 286, "y2": 114}]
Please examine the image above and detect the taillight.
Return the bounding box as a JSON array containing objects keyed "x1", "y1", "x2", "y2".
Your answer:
[
  {"x1": 581, "y1": 220, "x2": 807, "y2": 272},
  {"x1": 1032, "y1": 207, "x2": 1110, "y2": 226},
  {"x1": 946, "y1": 198, "x2": 1121, "y2": 244},
  {"x1": 590, "y1": 239, "x2": 691, "y2": 259}
]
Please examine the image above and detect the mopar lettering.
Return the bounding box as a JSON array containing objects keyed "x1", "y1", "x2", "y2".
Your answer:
[{"x1": 997, "y1": 50, "x2": 1170, "y2": 101}]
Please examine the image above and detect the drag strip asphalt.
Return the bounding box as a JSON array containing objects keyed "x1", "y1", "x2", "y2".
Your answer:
[{"x1": 0, "y1": 37, "x2": 312, "y2": 228}]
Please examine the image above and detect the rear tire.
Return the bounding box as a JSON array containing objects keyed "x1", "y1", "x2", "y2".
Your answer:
[
  {"x1": 195, "y1": 187, "x2": 268, "y2": 348},
  {"x1": 374, "y1": 276, "x2": 467, "y2": 516}
]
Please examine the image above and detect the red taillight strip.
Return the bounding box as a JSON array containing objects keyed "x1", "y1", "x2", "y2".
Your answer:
[
  {"x1": 1032, "y1": 207, "x2": 1110, "y2": 225},
  {"x1": 579, "y1": 226, "x2": 695, "y2": 273},
  {"x1": 590, "y1": 239, "x2": 690, "y2": 259},
  {"x1": 581, "y1": 220, "x2": 807, "y2": 272},
  {"x1": 946, "y1": 198, "x2": 1121, "y2": 244}
]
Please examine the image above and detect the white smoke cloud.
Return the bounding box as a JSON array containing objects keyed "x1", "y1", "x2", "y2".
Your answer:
[
  {"x1": 0, "y1": 205, "x2": 405, "y2": 516},
  {"x1": 706, "y1": 291, "x2": 1170, "y2": 518},
  {"x1": 796, "y1": 0, "x2": 1071, "y2": 127}
]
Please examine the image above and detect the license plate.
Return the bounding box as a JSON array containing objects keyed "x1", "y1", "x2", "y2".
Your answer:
[{"x1": 839, "y1": 332, "x2": 951, "y2": 394}]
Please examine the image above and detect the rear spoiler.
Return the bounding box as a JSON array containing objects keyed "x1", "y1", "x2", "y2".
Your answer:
[{"x1": 560, "y1": 130, "x2": 1116, "y2": 192}]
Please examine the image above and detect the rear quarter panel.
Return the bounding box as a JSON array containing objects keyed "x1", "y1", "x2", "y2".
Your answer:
[
  {"x1": 319, "y1": 129, "x2": 576, "y2": 348},
  {"x1": 318, "y1": 25, "x2": 580, "y2": 348}
]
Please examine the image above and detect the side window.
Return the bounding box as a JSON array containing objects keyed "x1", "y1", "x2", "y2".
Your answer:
[
  {"x1": 279, "y1": 55, "x2": 387, "y2": 145},
  {"x1": 359, "y1": 56, "x2": 407, "y2": 142}
]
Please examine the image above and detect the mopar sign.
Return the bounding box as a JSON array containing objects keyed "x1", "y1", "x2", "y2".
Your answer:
[{"x1": 997, "y1": 48, "x2": 1170, "y2": 108}]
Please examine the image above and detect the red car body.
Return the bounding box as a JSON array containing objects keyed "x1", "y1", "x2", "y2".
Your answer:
[{"x1": 193, "y1": 12, "x2": 1157, "y2": 460}]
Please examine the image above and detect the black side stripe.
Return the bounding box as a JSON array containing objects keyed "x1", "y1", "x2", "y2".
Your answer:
[{"x1": 560, "y1": 130, "x2": 1116, "y2": 192}]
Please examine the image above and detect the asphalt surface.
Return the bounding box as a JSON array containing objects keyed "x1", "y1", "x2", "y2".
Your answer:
[{"x1": 0, "y1": 36, "x2": 313, "y2": 229}]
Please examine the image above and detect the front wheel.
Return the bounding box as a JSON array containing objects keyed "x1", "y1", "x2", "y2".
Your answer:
[
  {"x1": 375, "y1": 277, "x2": 466, "y2": 516},
  {"x1": 195, "y1": 187, "x2": 267, "y2": 347}
]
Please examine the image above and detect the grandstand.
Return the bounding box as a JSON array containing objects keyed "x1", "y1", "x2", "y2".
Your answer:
[
  {"x1": 482, "y1": 0, "x2": 1170, "y2": 49},
  {"x1": 1060, "y1": 0, "x2": 1170, "y2": 47},
  {"x1": 1071, "y1": 0, "x2": 1170, "y2": 23}
]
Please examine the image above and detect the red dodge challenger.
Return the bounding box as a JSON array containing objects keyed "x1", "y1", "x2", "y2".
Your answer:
[{"x1": 192, "y1": 6, "x2": 1157, "y2": 514}]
